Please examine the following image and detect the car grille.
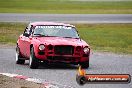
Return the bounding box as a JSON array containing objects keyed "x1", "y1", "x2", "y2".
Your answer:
[
  {"x1": 54, "y1": 45, "x2": 74, "y2": 55},
  {"x1": 47, "y1": 56, "x2": 80, "y2": 62}
]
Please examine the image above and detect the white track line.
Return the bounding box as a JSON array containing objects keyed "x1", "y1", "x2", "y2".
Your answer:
[{"x1": 0, "y1": 72, "x2": 73, "y2": 88}]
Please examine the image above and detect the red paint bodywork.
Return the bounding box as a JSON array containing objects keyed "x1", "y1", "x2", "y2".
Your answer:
[{"x1": 17, "y1": 22, "x2": 90, "y2": 64}]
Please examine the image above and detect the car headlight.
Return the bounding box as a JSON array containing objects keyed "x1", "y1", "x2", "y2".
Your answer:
[
  {"x1": 83, "y1": 47, "x2": 89, "y2": 54},
  {"x1": 39, "y1": 44, "x2": 45, "y2": 50}
]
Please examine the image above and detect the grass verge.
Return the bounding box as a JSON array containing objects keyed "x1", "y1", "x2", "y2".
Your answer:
[
  {"x1": 0, "y1": 22, "x2": 131, "y2": 54},
  {"x1": 0, "y1": 0, "x2": 132, "y2": 14},
  {"x1": 76, "y1": 24, "x2": 132, "y2": 54},
  {"x1": 0, "y1": 22, "x2": 26, "y2": 44}
]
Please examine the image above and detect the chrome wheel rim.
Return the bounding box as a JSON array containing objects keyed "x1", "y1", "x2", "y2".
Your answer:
[
  {"x1": 29, "y1": 54, "x2": 32, "y2": 66},
  {"x1": 16, "y1": 52, "x2": 18, "y2": 61},
  {"x1": 16, "y1": 47, "x2": 19, "y2": 61}
]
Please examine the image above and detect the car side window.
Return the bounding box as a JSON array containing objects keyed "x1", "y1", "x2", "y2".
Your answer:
[
  {"x1": 24, "y1": 27, "x2": 29, "y2": 34},
  {"x1": 23, "y1": 24, "x2": 34, "y2": 36},
  {"x1": 23, "y1": 27, "x2": 30, "y2": 37},
  {"x1": 29, "y1": 25, "x2": 34, "y2": 34},
  {"x1": 23, "y1": 24, "x2": 33, "y2": 37}
]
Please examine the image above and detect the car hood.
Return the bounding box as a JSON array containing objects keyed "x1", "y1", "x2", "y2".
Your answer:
[{"x1": 34, "y1": 37, "x2": 89, "y2": 46}]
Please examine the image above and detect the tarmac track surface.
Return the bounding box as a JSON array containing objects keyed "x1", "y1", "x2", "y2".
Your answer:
[
  {"x1": 0, "y1": 13, "x2": 132, "y2": 23},
  {"x1": 0, "y1": 48, "x2": 132, "y2": 88}
]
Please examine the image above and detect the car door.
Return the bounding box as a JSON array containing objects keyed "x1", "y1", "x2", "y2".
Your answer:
[
  {"x1": 19, "y1": 27, "x2": 29, "y2": 57},
  {"x1": 24, "y1": 25, "x2": 34, "y2": 58},
  {"x1": 24, "y1": 36, "x2": 31, "y2": 58}
]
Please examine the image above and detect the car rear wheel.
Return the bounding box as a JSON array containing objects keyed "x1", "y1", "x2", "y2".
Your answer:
[
  {"x1": 80, "y1": 61, "x2": 89, "y2": 69},
  {"x1": 16, "y1": 46, "x2": 25, "y2": 64},
  {"x1": 29, "y1": 47, "x2": 39, "y2": 69}
]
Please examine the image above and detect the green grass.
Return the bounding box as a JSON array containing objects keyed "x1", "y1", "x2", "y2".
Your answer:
[
  {"x1": 0, "y1": 0, "x2": 132, "y2": 14},
  {"x1": 0, "y1": 22, "x2": 132, "y2": 54},
  {"x1": 0, "y1": 22, "x2": 26, "y2": 44},
  {"x1": 75, "y1": 24, "x2": 132, "y2": 54}
]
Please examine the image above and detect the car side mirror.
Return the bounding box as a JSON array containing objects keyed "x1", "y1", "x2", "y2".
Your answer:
[{"x1": 23, "y1": 33, "x2": 30, "y2": 37}]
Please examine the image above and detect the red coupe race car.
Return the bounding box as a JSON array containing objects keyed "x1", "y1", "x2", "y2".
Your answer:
[{"x1": 16, "y1": 22, "x2": 90, "y2": 69}]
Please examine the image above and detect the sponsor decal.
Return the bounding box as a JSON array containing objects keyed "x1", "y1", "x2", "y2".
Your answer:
[
  {"x1": 36, "y1": 26, "x2": 72, "y2": 29},
  {"x1": 76, "y1": 66, "x2": 131, "y2": 85}
]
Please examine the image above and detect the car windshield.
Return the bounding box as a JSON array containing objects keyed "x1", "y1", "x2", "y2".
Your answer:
[{"x1": 33, "y1": 25, "x2": 80, "y2": 38}]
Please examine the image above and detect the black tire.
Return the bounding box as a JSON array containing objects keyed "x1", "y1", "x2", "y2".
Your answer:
[
  {"x1": 16, "y1": 46, "x2": 25, "y2": 64},
  {"x1": 29, "y1": 47, "x2": 39, "y2": 69},
  {"x1": 80, "y1": 61, "x2": 89, "y2": 69}
]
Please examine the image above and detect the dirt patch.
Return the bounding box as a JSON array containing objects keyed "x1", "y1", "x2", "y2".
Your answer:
[{"x1": 0, "y1": 75, "x2": 44, "y2": 88}]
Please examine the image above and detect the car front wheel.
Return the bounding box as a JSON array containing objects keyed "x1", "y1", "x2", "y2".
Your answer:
[
  {"x1": 16, "y1": 46, "x2": 25, "y2": 64},
  {"x1": 29, "y1": 47, "x2": 39, "y2": 69}
]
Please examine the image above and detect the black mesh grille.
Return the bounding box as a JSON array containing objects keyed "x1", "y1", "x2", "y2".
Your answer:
[{"x1": 54, "y1": 45, "x2": 74, "y2": 55}]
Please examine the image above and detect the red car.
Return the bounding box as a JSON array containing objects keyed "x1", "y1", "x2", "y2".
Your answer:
[{"x1": 16, "y1": 22, "x2": 90, "y2": 69}]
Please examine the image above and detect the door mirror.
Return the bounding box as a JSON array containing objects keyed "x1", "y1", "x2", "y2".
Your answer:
[{"x1": 23, "y1": 33, "x2": 30, "y2": 37}]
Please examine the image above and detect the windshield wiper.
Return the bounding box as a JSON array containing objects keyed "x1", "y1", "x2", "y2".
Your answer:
[
  {"x1": 45, "y1": 36, "x2": 59, "y2": 37},
  {"x1": 63, "y1": 37, "x2": 79, "y2": 39},
  {"x1": 33, "y1": 34, "x2": 45, "y2": 37}
]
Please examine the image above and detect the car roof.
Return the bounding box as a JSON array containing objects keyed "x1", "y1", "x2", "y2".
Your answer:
[{"x1": 30, "y1": 22, "x2": 75, "y2": 27}]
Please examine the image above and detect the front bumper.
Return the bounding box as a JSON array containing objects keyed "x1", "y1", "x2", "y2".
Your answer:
[{"x1": 35, "y1": 53, "x2": 89, "y2": 64}]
